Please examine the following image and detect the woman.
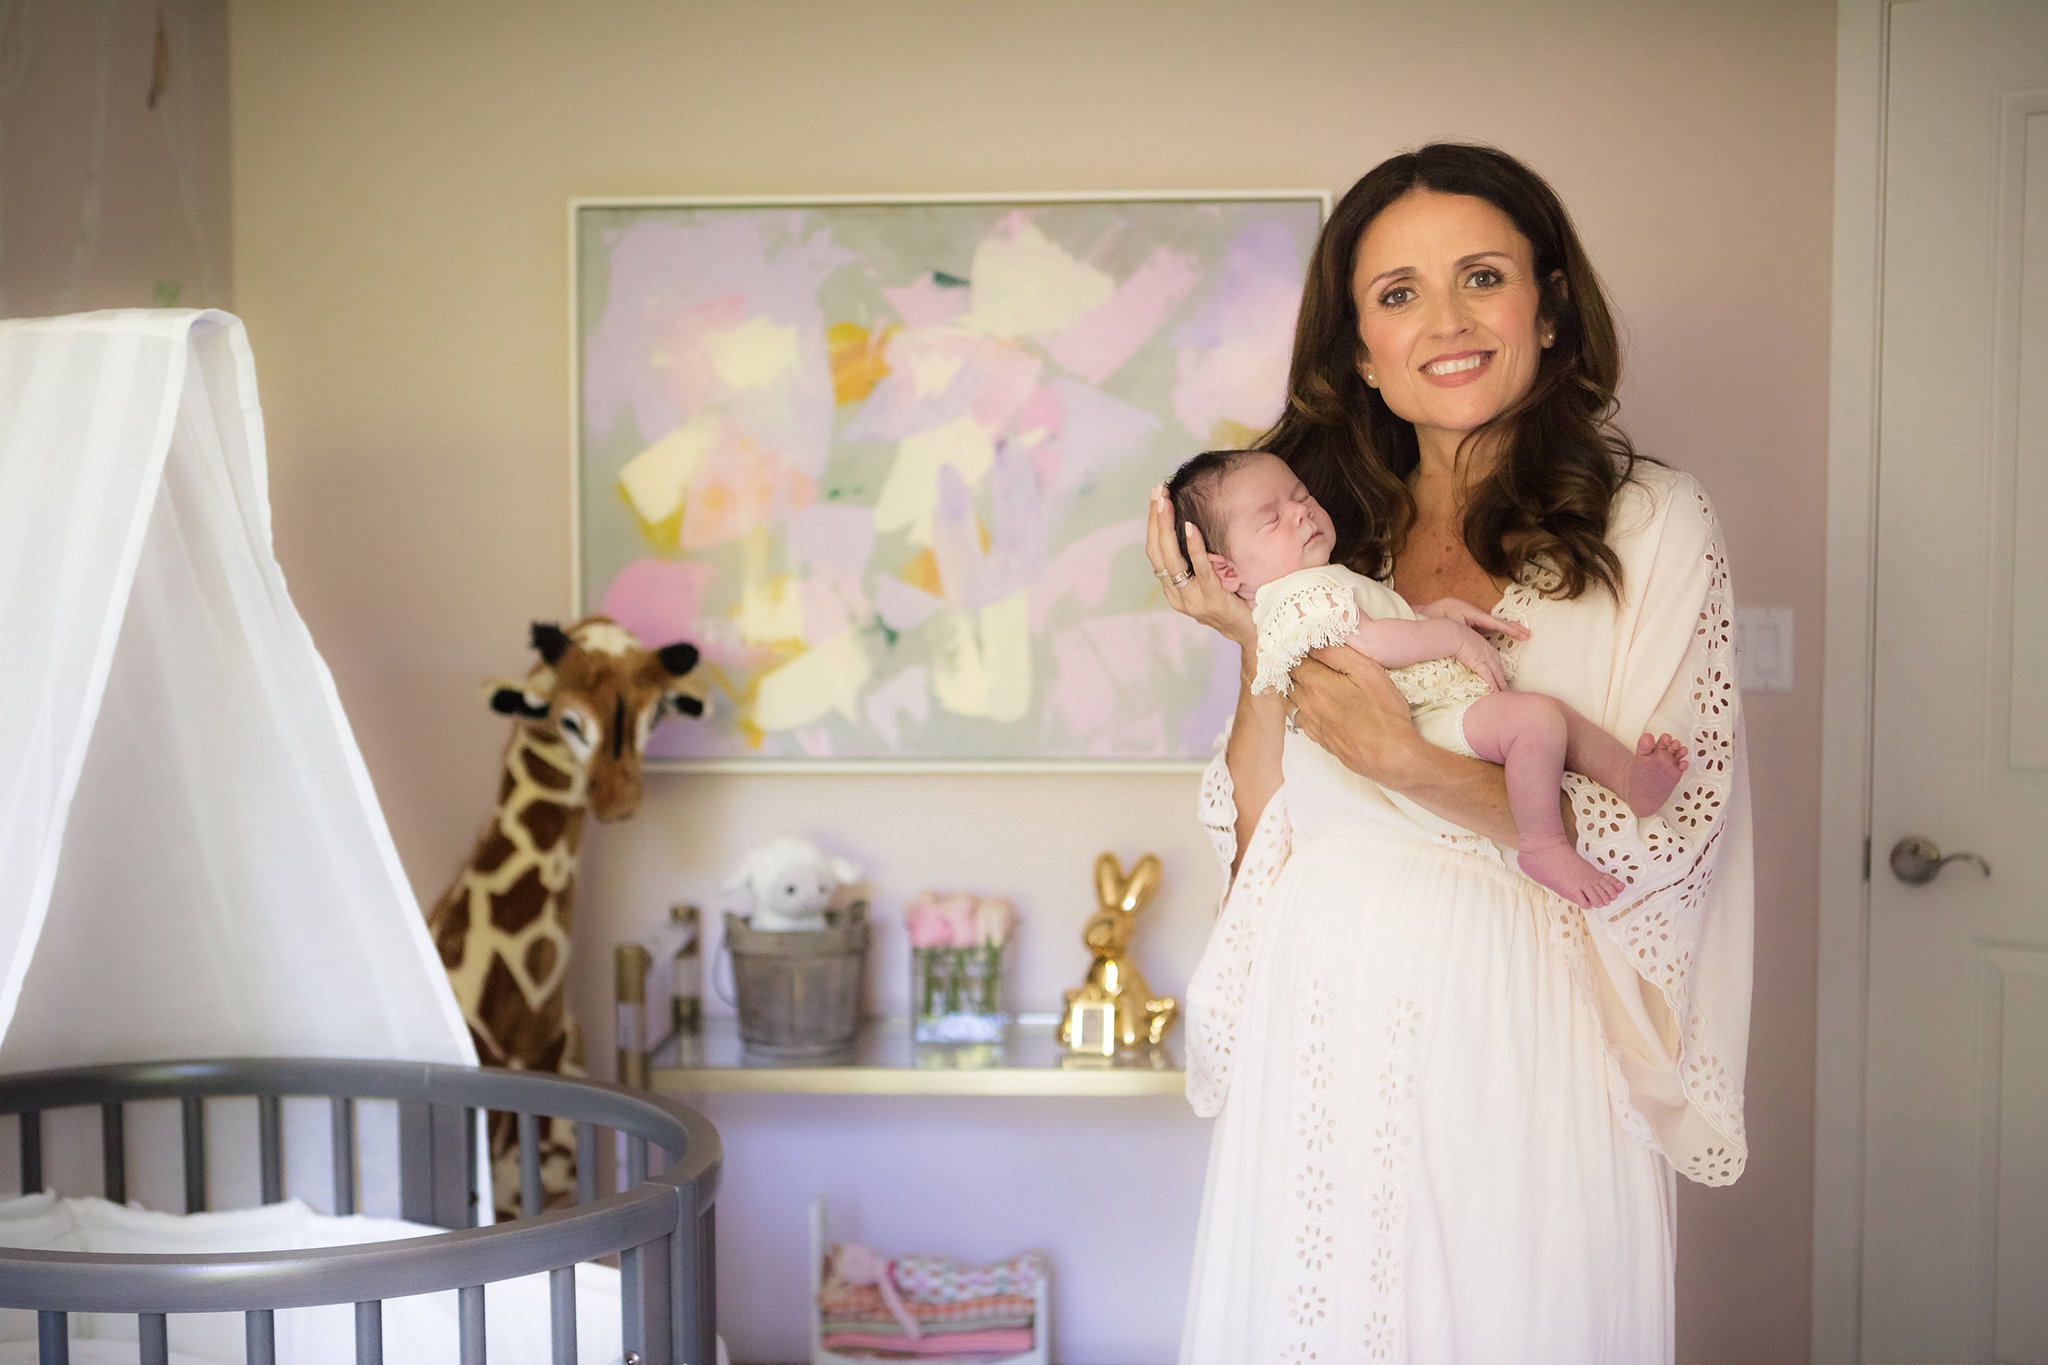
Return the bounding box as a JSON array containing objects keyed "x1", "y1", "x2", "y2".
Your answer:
[{"x1": 1146, "y1": 144, "x2": 1752, "y2": 1363}]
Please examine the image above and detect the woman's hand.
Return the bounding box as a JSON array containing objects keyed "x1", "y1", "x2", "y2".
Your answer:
[
  {"x1": 1147, "y1": 486, "x2": 1254, "y2": 653},
  {"x1": 1417, "y1": 596, "x2": 1530, "y2": 641},
  {"x1": 1295, "y1": 643, "x2": 1533, "y2": 847},
  {"x1": 1289, "y1": 647, "x2": 1430, "y2": 787}
]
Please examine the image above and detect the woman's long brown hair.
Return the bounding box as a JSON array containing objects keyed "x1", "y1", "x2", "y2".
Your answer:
[{"x1": 1264, "y1": 143, "x2": 1647, "y2": 599}]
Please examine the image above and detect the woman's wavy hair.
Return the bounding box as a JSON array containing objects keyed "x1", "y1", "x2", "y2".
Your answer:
[{"x1": 1263, "y1": 142, "x2": 1645, "y2": 599}]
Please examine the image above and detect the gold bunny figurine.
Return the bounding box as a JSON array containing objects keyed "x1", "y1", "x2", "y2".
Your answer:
[{"x1": 1059, "y1": 852, "x2": 1179, "y2": 1052}]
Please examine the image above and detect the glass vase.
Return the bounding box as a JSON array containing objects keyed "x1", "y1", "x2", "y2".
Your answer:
[{"x1": 913, "y1": 943, "x2": 1005, "y2": 1043}]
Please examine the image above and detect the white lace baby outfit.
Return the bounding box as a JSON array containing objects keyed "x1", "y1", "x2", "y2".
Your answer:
[
  {"x1": 1250, "y1": 564, "x2": 1492, "y2": 758},
  {"x1": 1178, "y1": 467, "x2": 1753, "y2": 1365}
]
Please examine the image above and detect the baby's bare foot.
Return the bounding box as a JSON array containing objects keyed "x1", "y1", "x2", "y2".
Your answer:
[
  {"x1": 1518, "y1": 843, "x2": 1625, "y2": 909},
  {"x1": 1623, "y1": 732, "x2": 1688, "y2": 817}
]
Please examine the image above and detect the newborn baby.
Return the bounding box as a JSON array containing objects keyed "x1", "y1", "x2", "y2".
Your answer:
[{"x1": 1166, "y1": 448, "x2": 1686, "y2": 909}]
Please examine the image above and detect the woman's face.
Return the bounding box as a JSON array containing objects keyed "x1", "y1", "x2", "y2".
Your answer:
[{"x1": 1350, "y1": 189, "x2": 1552, "y2": 462}]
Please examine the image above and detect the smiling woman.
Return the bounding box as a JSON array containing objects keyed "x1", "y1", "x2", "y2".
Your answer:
[{"x1": 1145, "y1": 144, "x2": 1754, "y2": 1365}]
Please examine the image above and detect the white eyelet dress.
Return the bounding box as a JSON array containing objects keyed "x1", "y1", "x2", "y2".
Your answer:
[{"x1": 1178, "y1": 466, "x2": 1753, "y2": 1365}]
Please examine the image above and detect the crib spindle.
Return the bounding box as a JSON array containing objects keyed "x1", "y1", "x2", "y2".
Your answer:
[
  {"x1": 627, "y1": 1135, "x2": 648, "y2": 1188},
  {"x1": 19, "y1": 1110, "x2": 41, "y2": 1194},
  {"x1": 621, "y1": 1242, "x2": 643, "y2": 1359},
  {"x1": 246, "y1": 1309, "x2": 276, "y2": 1365},
  {"x1": 101, "y1": 1102, "x2": 126, "y2": 1204},
  {"x1": 332, "y1": 1096, "x2": 357, "y2": 1215},
  {"x1": 459, "y1": 1285, "x2": 486, "y2": 1365},
  {"x1": 355, "y1": 1300, "x2": 383, "y2": 1365},
  {"x1": 259, "y1": 1095, "x2": 284, "y2": 1204},
  {"x1": 138, "y1": 1313, "x2": 168, "y2": 1365},
  {"x1": 181, "y1": 1096, "x2": 206, "y2": 1213},
  {"x1": 639, "y1": 1233, "x2": 674, "y2": 1364},
  {"x1": 519, "y1": 1111, "x2": 542, "y2": 1218},
  {"x1": 575, "y1": 1122, "x2": 597, "y2": 1205},
  {"x1": 693, "y1": 1204, "x2": 717, "y2": 1365},
  {"x1": 464, "y1": 1106, "x2": 480, "y2": 1228},
  {"x1": 674, "y1": 1184, "x2": 714, "y2": 1365},
  {"x1": 36, "y1": 1310, "x2": 66, "y2": 1365},
  {"x1": 550, "y1": 1265, "x2": 578, "y2": 1365}
]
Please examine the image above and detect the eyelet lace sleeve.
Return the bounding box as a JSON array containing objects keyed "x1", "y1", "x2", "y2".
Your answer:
[
  {"x1": 1561, "y1": 476, "x2": 1752, "y2": 1186},
  {"x1": 1185, "y1": 733, "x2": 1292, "y2": 1118}
]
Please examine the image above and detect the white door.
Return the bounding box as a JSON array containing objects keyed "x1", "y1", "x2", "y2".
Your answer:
[{"x1": 1863, "y1": 1, "x2": 2048, "y2": 1359}]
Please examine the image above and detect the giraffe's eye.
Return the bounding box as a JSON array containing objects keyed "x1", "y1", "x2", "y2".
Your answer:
[{"x1": 557, "y1": 709, "x2": 596, "y2": 761}]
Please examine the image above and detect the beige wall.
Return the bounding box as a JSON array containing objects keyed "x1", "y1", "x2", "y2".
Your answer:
[
  {"x1": 0, "y1": 0, "x2": 229, "y2": 318},
  {"x1": 229, "y1": 2, "x2": 1833, "y2": 1360}
]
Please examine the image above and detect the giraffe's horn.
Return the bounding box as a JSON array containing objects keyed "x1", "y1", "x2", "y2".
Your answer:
[
  {"x1": 656, "y1": 641, "x2": 700, "y2": 677},
  {"x1": 531, "y1": 622, "x2": 571, "y2": 664}
]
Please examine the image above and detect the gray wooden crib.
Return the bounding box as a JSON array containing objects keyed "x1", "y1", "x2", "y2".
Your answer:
[{"x1": 0, "y1": 1058, "x2": 721, "y2": 1365}]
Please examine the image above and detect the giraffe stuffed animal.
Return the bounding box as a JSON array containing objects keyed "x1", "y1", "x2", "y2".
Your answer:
[{"x1": 427, "y1": 615, "x2": 704, "y2": 1219}]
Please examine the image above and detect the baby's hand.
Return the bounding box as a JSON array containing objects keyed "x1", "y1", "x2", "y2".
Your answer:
[
  {"x1": 1418, "y1": 597, "x2": 1530, "y2": 641},
  {"x1": 1450, "y1": 625, "x2": 1508, "y2": 693}
]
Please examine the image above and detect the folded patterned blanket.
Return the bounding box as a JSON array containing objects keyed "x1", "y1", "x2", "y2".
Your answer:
[
  {"x1": 819, "y1": 1243, "x2": 1043, "y2": 1359},
  {"x1": 820, "y1": 1313, "x2": 1034, "y2": 1336},
  {"x1": 820, "y1": 1327, "x2": 1034, "y2": 1358},
  {"x1": 890, "y1": 1251, "x2": 1045, "y2": 1304},
  {"x1": 817, "y1": 1286, "x2": 1036, "y2": 1330}
]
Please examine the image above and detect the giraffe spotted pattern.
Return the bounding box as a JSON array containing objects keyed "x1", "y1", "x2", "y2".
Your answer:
[{"x1": 427, "y1": 616, "x2": 702, "y2": 1218}]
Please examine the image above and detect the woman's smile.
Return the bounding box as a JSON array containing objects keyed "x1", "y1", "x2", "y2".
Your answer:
[{"x1": 1420, "y1": 349, "x2": 1495, "y2": 384}]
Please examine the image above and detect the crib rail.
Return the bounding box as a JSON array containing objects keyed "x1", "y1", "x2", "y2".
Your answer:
[{"x1": 0, "y1": 1058, "x2": 722, "y2": 1365}]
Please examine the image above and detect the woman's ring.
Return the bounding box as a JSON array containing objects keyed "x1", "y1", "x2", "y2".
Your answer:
[
  {"x1": 1152, "y1": 568, "x2": 1173, "y2": 580},
  {"x1": 1168, "y1": 569, "x2": 1193, "y2": 587}
]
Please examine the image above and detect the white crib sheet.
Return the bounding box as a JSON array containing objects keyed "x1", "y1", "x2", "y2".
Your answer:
[
  {"x1": 0, "y1": 1193, "x2": 625, "y2": 1365},
  {"x1": 0, "y1": 1343, "x2": 217, "y2": 1365}
]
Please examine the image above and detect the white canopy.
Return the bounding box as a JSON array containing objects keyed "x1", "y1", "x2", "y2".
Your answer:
[{"x1": 0, "y1": 310, "x2": 473, "y2": 1073}]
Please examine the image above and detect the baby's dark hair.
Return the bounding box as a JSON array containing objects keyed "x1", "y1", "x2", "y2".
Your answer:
[{"x1": 1165, "y1": 448, "x2": 1268, "y2": 563}]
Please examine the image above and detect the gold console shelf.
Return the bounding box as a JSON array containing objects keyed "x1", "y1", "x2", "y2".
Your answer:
[{"x1": 646, "y1": 1015, "x2": 1184, "y2": 1097}]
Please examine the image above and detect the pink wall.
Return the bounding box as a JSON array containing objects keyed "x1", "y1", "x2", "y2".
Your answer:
[
  {"x1": 227, "y1": 3, "x2": 1834, "y2": 1360},
  {"x1": 0, "y1": 0, "x2": 229, "y2": 318}
]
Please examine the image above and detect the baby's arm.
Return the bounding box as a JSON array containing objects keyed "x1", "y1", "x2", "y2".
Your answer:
[{"x1": 1346, "y1": 616, "x2": 1508, "y2": 693}]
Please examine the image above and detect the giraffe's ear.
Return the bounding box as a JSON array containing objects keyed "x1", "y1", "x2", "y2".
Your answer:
[
  {"x1": 656, "y1": 641, "x2": 700, "y2": 677},
  {"x1": 530, "y1": 622, "x2": 571, "y2": 664},
  {"x1": 484, "y1": 680, "x2": 550, "y2": 718}
]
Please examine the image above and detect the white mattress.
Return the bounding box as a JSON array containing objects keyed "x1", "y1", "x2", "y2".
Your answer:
[{"x1": 0, "y1": 1191, "x2": 625, "y2": 1365}]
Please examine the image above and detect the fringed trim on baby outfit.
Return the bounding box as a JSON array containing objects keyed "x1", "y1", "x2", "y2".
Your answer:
[{"x1": 1251, "y1": 578, "x2": 1359, "y2": 696}]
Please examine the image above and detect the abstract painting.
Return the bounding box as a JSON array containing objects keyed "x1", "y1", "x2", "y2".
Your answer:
[{"x1": 573, "y1": 193, "x2": 1324, "y2": 764}]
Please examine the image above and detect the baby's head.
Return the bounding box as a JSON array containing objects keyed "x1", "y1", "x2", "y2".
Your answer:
[{"x1": 1166, "y1": 449, "x2": 1336, "y2": 599}]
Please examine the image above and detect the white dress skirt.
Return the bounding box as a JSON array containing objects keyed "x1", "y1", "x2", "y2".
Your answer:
[{"x1": 1179, "y1": 467, "x2": 1755, "y2": 1365}]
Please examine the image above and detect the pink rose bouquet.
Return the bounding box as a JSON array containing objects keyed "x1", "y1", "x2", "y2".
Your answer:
[{"x1": 908, "y1": 890, "x2": 1018, "y2": 1042}]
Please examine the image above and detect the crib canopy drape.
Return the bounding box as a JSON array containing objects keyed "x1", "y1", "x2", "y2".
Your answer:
[{"x1": 0, "y1": 310, "x2": 473, "y2": 1072}]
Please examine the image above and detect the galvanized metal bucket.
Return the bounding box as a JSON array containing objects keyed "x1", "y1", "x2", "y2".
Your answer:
[{"x1": 722, "y1": 904, "x2": 868, "y2": 1058}]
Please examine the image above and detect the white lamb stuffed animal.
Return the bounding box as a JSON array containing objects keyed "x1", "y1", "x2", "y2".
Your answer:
[{"x1": 723, "y1": 835, "x2": 861, "y2": 931}]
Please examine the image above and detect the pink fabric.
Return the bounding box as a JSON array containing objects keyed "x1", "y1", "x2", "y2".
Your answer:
[{"x1": 821, "y1": 1327, "x2": 1034, "y2": 1356}]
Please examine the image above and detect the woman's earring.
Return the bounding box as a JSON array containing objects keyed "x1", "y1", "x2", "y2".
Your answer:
[
  {"x1": 1365, "y1": 371, "x2": 1377, "y2": 387},
  {"x1": 1541, "y1": 330, "x2": 1555, "y2": 348}
]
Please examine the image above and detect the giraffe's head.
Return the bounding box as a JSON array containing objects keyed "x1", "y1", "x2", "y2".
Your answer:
[{"x1": 487, "y1": 616, "x2": 704, "y2": 822}]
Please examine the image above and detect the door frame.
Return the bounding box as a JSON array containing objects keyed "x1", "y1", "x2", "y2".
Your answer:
[{"x1": 1814, "y1": 1, "x2": 1891, "y2": 1361}]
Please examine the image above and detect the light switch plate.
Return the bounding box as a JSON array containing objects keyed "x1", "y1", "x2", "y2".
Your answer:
[{"x1": 1734, "y1": 607, "x2": 1794, "y2": 692}]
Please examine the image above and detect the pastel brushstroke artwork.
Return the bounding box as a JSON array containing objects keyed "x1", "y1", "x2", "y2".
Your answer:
[{"x1": 577, "y1": 196, "x2": 1324, "y2": 761}]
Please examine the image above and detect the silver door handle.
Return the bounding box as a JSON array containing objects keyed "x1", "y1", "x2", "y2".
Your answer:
[{"x1": 1889, "y1": 836, "x2": 1991, "y2": 885}]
